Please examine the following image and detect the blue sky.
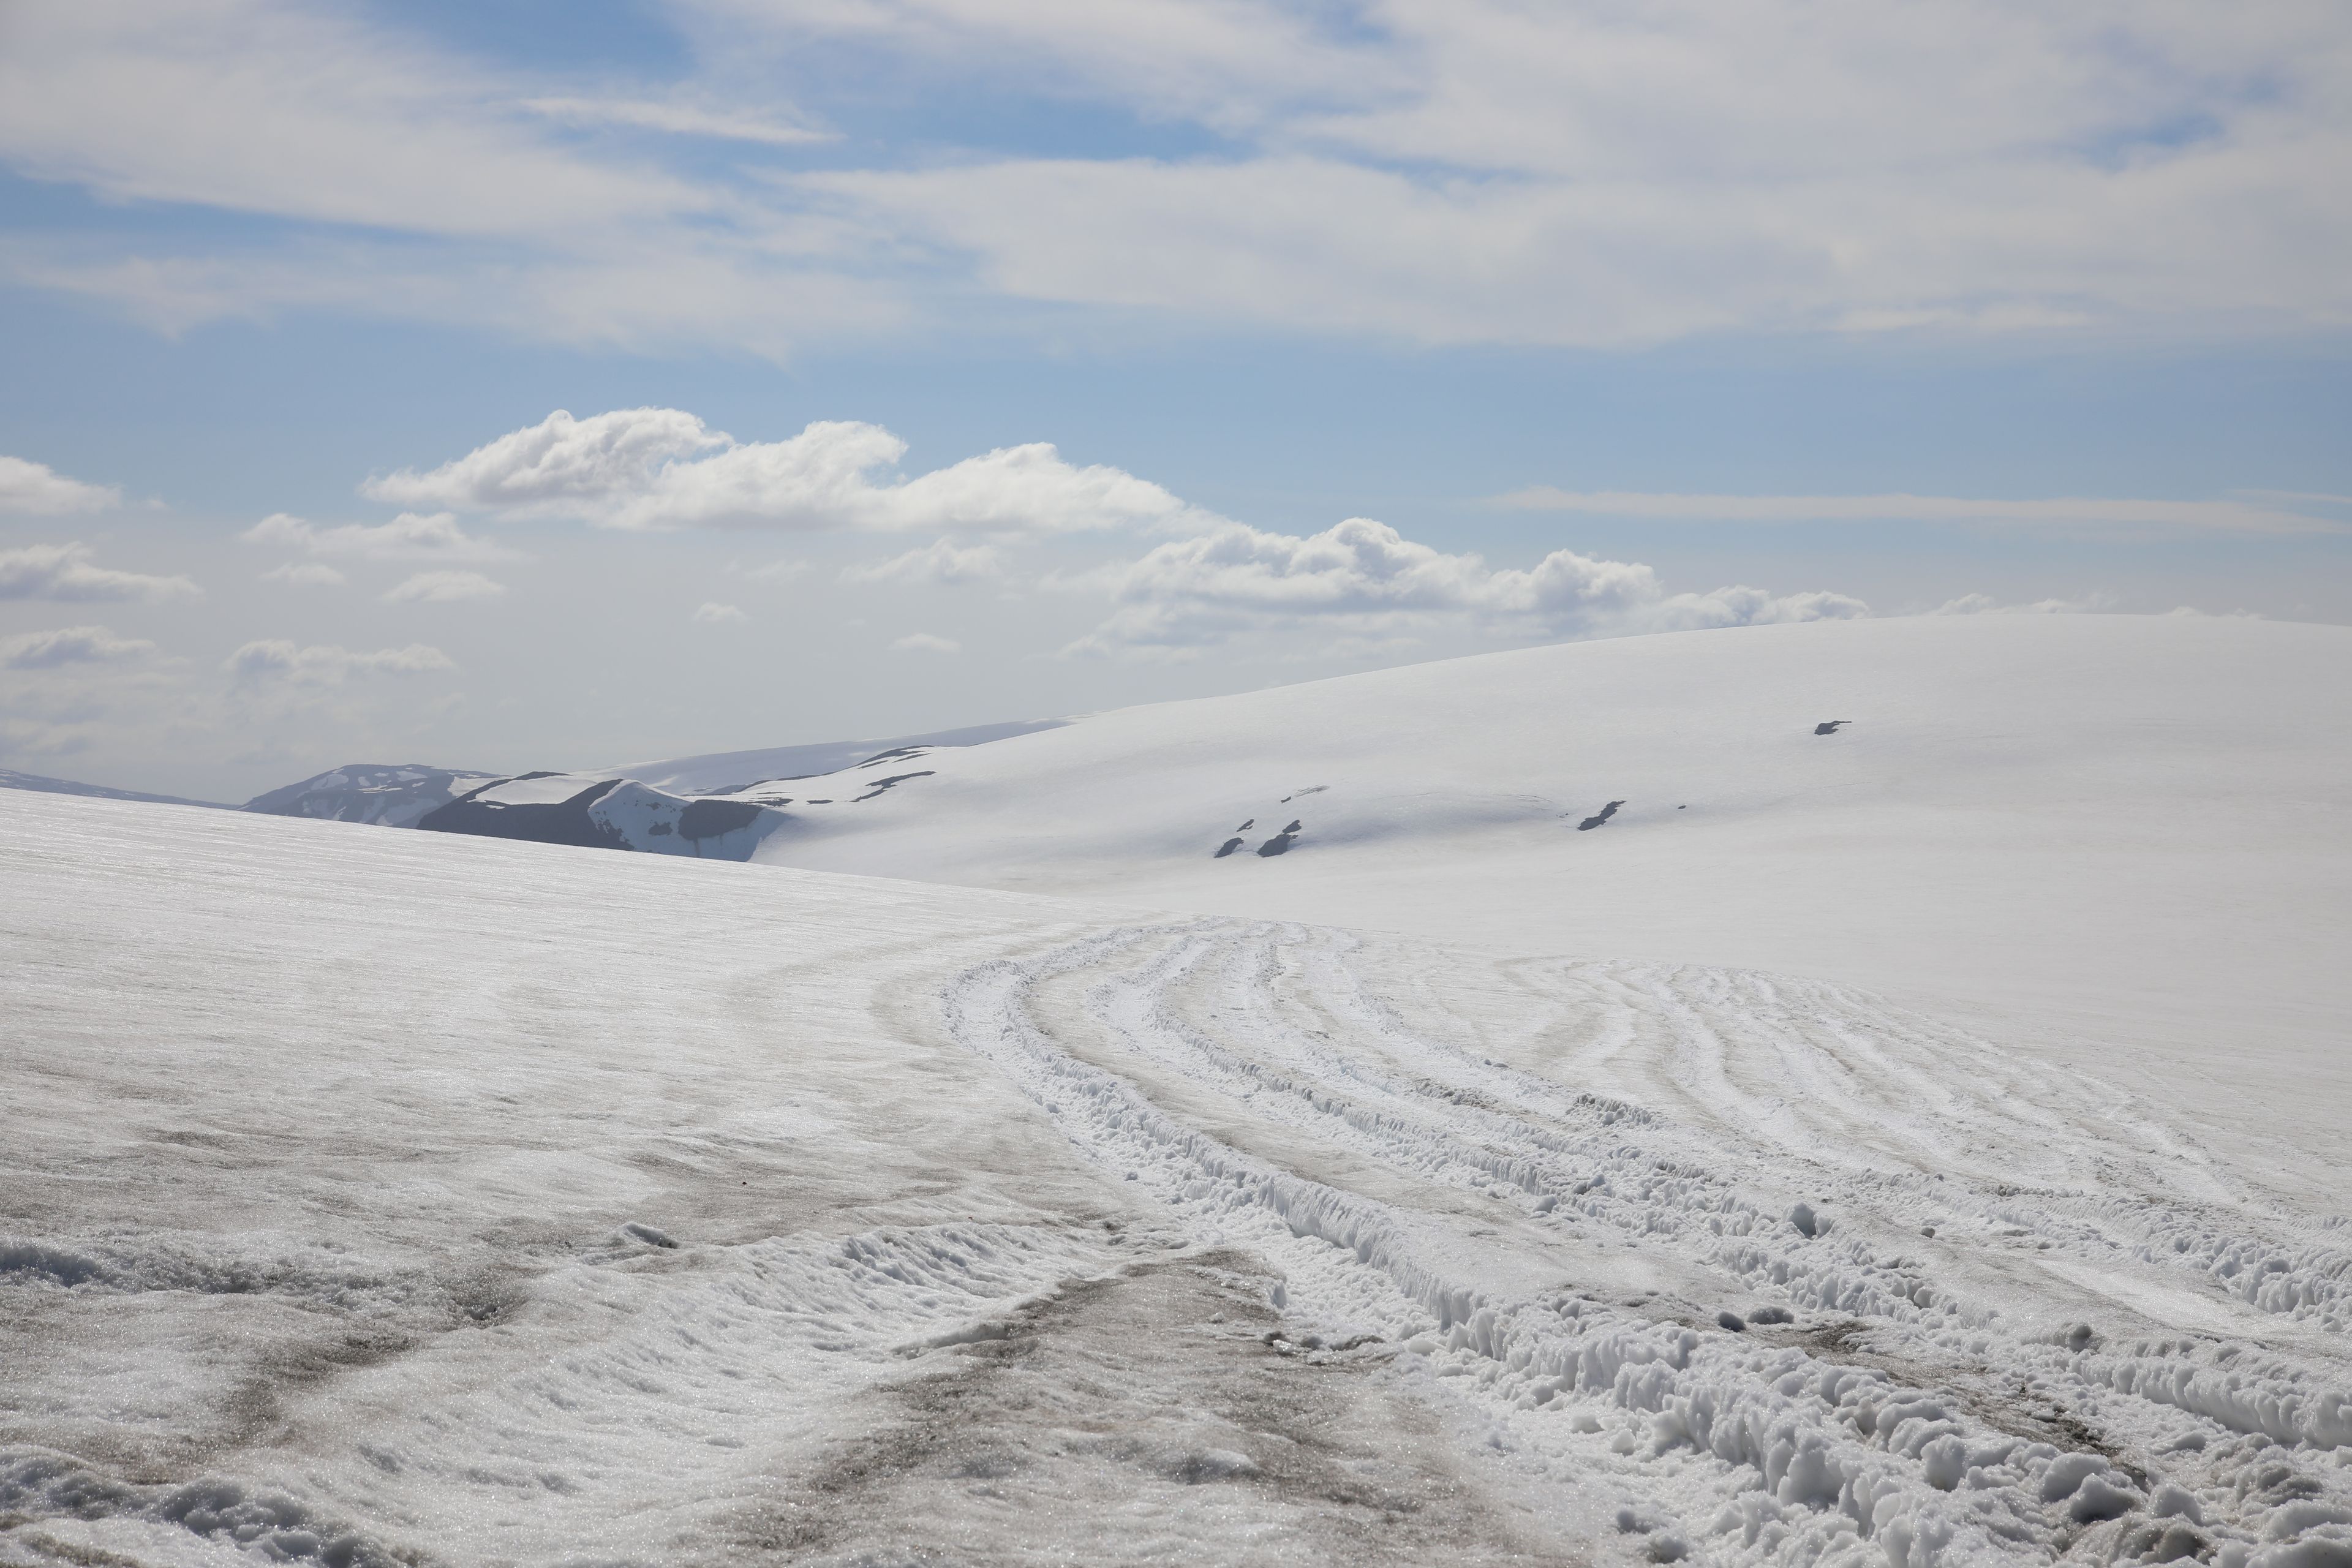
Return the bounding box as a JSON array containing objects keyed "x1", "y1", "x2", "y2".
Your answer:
[{"x1": 2, "y1": 0, "x2": 2348, "y2": 799}]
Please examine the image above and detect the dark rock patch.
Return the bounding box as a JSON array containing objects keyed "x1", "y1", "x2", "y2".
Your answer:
[
  {"x1": 1577, "y1": 801, "x2": 1626, "y2": 831},
  {"x1": 853, "y1": 771, "x2": 937, "y2": 803},
  {"x1": 1256, "y1": 821, "x2": 1304, "y2": 857},
  {"x1": 417, "y1": 780, "x2": 627, "y2": 849}
]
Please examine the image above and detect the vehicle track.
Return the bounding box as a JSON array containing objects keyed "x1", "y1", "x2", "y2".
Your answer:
[{"x1": 944, "y1": 918, "x2": 2352, "y2": 1568}]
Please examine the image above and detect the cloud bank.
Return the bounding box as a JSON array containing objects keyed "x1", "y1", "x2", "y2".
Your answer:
[
  {"x1": 1497, "y1": 489, "x2": 2350, "y2": 537},
  {"x1": 1061, "y1": 518, "x2": 1866, "y2": 656}
]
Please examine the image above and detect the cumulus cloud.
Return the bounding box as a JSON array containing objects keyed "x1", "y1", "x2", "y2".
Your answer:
[
  {"x1": 363, "y1": 409, "x2": 1218, "y2": 536},
  {"x1": 692, "y1": 601, "x2": 746, "y2": 624},
  {"x1": 225, "y1": 640, "x2": 455, "y2": 684},
  {"x1": 890, "y1": 631, "x2": 961, "y2": 654},
  {"x1": 260, "y1": 561, "x2": 347, "y2": 587},
  {"x1": 0, "y1": 542, "x2": 198, "y2": 602},
  {"x1": 243, "y1": 510, "x2": 516, "y2": 561},
  {"x1": 1061, "y1": 517, "x2": 1866, "y2": 657},
  {"x1": 0, "y1": 456, "x2": 121, "y2": 515},
  {"x1": 1496, "y1": 489, "x2": 2348, "y2": 537},
  {"x1": 383, "y1": 570, "x2": 505, "y2": 603},
  {"x1": 842, "y1": 538, "x2": 1007, "y2": 585},
  {"x1": 1, "y1": 624, "x2": 157, "y2": 669}
]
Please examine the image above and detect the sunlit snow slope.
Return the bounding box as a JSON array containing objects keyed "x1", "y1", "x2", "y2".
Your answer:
[
  {"x1": 9, "y1": 763, "x2": 2352, "y2": 1567},
  {"x1": 744, "y1": 616, "x2": 2352, "y2": 1200}
]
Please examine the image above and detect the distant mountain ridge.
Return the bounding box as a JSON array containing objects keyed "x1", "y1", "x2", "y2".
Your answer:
[
  {"x1": 413, "y1": 720, "x2": 1068, "y2": 858},
  {"x1": 0, "y1": 768, "x2": 230, "y2": 810},
  {"x1": 240, "y1": 764, "x2": 506, "y2": 829}
]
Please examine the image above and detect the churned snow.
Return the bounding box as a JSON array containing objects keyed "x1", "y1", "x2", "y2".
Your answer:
[{"x1": 6, "y1": 614, "x2": 2352, "y2": 1567}]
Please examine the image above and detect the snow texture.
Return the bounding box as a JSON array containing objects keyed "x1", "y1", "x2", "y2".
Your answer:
[{"x1": 5, "y1": 614, "x2": 2351, "y2": 1567}]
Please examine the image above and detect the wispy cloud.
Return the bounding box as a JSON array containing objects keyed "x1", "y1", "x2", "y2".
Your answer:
[
  {"x1": 224, "y1": 640, "x2": 455, "y2": 684},
  {"x1": 244, "y1": 511, "x2": 519, "y2": 561},
  {"x1": 519, "y1": 97, "x2": 831, "y2": 146},
  {"x1": 383, "y1": 570, "x2": 506, "y2": 603},
  {"x1": 890, "y1": 631, "x2": 961, "y2": 654},
  {"x1": 0, "y1": 542, "x2": 198, "y2": 602},
  {"x1": 1931, "y1": 591, "x2": 2119, "y2": 616},
  {"x1": 692, "y1": 601, "x2": 746, "y2": 624},
  {"x1": 9, "y1": 1, "x2": 2345, "y2": 352},
  {"x1": 842, "y1": 538, "x2": 1007, "y2": 585},
  {"x1": 1, "y1": 624, "x2": 156, "y2": 669},
  {"x1": 731, "y1": 557, "x2": 812, "y2": 583},
  {"x1": 1492, "y1": 489, "x2": 2350, "y2": 537},
  {"x1": 261, "y1": 561, "x2": 347, "y2": 588}
]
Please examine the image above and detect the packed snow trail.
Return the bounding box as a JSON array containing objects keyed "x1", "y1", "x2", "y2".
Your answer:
[
  {"x1": 944, "y1": 918, "x2": 2352, "y2": 1568},
  {"x1": 0, "y1": 793, "x2": 1597, "y2": 1567}
]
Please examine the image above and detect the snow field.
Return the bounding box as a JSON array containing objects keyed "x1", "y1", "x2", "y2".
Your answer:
[
  {"x1": 7, "y1": 609, "x2": 2352, "y2": 1567},
  {"x1": 749, "y1": 616, "x2": 2352, "y2": 1198},
  {"x1": 0, "y1": 792, "x2": 1589, "y2": 1565},
  {"x1": 0, "y1": 793, "x2": 1147, "y2": 1565}
]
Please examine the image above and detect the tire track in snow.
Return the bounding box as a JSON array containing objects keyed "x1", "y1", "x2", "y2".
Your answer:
[{"x1": 944, "y1": 918, "x2": 2352, "y2": 1568}]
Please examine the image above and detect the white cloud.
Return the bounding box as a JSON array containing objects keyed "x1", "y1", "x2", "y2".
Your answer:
[
  {"x1": 0, "y1": 542, "x2": 199, "y2": 602},
  {"x1": 842, "y1": 538, "x2": 1007, "y2": 585},
  {"x1": 225, "y1": 640, "x2": 456, "y2": 684},
  {"x1": 782, "y1": 1, "x2": 2352, "y2": 345},
  {"x1": 1496, "y1": 489, "x2": 2348, "y2": 537},
  {"x1": 243, "y1": 511, "x2": 518, "y2": 561},
  {"x1": 1, "y1": 624, "x2": 157, "y2": 670},
  {"x1": 692, "y1": 601, "x2": 746, "y2": 624},
  {"x1": 383, "y1": 570, "x2": 506, "y2": 603},
  {"x1": 1931, "y1": 591, "x2": 2119, "y2": 616},
  {"x1": 890, "y1": 631, "x2": 962, "y2": 654},
  {"x1": 1061, "y1": 517, "x2": 1866, "y2": 656},
  {"x1": 260, "y1": 561, "x2": 347, "y2": 587},
  {"x1": 364, "y1": 409, "x2": 1217, "y2": 535},
  {"x1": 0, "y1": 2, "x2": 700, "y2": 240},
  {"x1": 7, "y1": 1, "x2": 2346, "y2": 352},
  {"x1": 519, "y1": 97, "x2": 831, "y2": 146},
  {"x1": 0, "y1": 455, "x2": 121, "y2": 515}
]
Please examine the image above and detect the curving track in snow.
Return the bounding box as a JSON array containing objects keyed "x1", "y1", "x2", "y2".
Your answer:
[{"x1": 946, "y1": 918, "x2": 2352, "y2": 1568}]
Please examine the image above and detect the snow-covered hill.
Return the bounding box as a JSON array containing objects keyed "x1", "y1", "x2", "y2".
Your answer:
[
  {"x1": 729, "y1": 615, "x2": 2352, "y2": 1196},
  {"x1": 9, "y1": 782, "x2": 2352, "y2": 1567},
  {"x1": 7, "y1": 615, "x2": 2352, "y2": 1568}
]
